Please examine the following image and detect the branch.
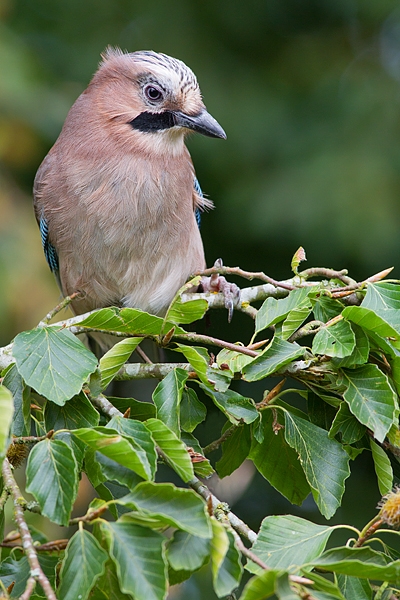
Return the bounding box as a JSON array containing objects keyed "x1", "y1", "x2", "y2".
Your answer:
[
  {"x1": 196, "y1": 265, "x2": 297, "y2": 290},
  {"x1": 203, "y1": 424, "x2": 237, "y2": 455},
  {"x1": 173, "y1": 332, "x2": 258, "y2": 357},
  {"x1": 2, "y1": 458, "x2": 57, "y2": 600},
  {"x1": 38, "y1": 292, "x2": 80, "y2": 326},
  {"x1": 299, "y1": 267, "x2": 354, "y2": 285},
  {"x1": 188, "y1": 477, "x2": 257, "y2": 544},
  {"x1": 115, "y1": 362, "x2": 194, "y2": 381},
  {"x1": 89, "y1": 393, "x2": 258, "y2": 544}
]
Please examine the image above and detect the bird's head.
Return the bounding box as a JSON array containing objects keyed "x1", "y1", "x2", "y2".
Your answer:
[{"x1": 90, "y1": 48, "x2": 226, "y2": 155}]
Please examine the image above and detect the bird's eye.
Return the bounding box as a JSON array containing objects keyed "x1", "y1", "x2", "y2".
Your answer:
[{"x1": 144, "y1": 85, "x2": 164, "y2": 102}]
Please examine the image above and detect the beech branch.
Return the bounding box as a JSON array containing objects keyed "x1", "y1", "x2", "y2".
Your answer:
[
  {"x1": 88, "y1": 393, "x2": 259, "y2": 545},
  {"x1": 2, "y1": 458, "x2": 57, "y2": 600}
]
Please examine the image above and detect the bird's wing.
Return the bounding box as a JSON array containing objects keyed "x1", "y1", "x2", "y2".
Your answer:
[
  {"x1": 33, "y1": 156, "x2": 61, "y2": 286},
  {"x1": 39, "y1": 215, "x2": 59, "y2": 275},
  {"x1": 193, "y1": 177, "x2": 203, "y2": 227},
  {"x1": 193, "y1": 175, "x2": 214, "y2": 227}
]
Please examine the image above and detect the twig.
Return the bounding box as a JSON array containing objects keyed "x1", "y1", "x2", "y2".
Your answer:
[
  {"x1": 89, "y1": 393, "x2": 258, "y2": 545},
  {"x1": 12, "y1": 431, "x2": 54, "y2": 445},
  {"x1": 135, "y1": 345, "x2": 153, "y2": 364},
  {"x1": 69, "y1": 504, "x2": 108, "y2": 526},
  {"x1": 188, "y1": 477, "x2": 257, "y2": 544},
  {"x1": 0, "y1": 487, "x2": 9, "y2": 512},
  {"x1": 196, "y1": 265, "x2": 296, "y2": 290},
  {"x1": 38, "y1": 292, "x2": 80, "y2": 326},
  {"x1": 173, "y1": 333, "x2": 258, "y2": 357},
  {"x1": 288, "y1": 321, "x2": 324, "y2": 343},
  {"x1": 0, "y1": 538, "x2": 69, "y2": 552},
  {"x1": 2, "y1": 458, "x2": 57, "y2": 600},
  {"x1": 20, "y1": 577, "x2": 36, "y2": 600},
  {"x1": 299, "y1": 267, "x2": 353, "y2": 285},
  {"x1": 203, "y1": 424, "x2": 237, "y2": 455},
  {"x1": 115, "y1": 362, "x2": 194, "y2": 381},
  {"x1": 256, "y1": 379, "x2": 286, "y2": 409},
  {"x1": 354, "y1": 516, "x2": 384, "y2": 547}
]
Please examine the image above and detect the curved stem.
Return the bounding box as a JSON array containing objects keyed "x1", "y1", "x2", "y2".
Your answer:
[{"x1": 2, "y1": 458, "x2": 57, "y2": 600}]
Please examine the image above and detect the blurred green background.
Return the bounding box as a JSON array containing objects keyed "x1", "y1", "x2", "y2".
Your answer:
[{"x1": 2, "y1": 0, "x2": 400, "y2": 596}]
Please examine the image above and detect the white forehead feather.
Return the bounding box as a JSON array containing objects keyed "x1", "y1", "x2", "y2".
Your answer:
[{"x1": 101, "y1": 47, "x2": 200, "y2": 93}]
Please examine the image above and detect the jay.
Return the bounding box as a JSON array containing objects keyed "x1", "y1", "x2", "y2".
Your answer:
[{"x1": 34, "y1": 48, "x2": 234, "y2": 320}]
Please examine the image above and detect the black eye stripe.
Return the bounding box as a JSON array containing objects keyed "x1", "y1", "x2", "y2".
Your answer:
[{"x1": 129, "y1": 111, "x2": 176, "y2": 132}]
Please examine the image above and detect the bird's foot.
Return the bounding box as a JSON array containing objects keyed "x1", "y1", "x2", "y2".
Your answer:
[{"x1": 200, "y1": 258, "x2": 240, "y2": 322}]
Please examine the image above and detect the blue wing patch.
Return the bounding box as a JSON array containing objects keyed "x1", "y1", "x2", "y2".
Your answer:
[
  {"x1": 194, "y1": 177, "x2": 203, "y2": 228},
  {"x1": 39, "y1": 216, "x2": 59, "y2": 274}
]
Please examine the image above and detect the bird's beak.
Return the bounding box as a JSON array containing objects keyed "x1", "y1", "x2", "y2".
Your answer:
[{"x1": 173, "y1": 109, "x2": 226, "y2": 139}]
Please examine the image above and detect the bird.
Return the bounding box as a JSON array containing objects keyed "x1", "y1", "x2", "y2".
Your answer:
[{"x1": 33, "y1": 48, "x2": 234, "y2": 323}]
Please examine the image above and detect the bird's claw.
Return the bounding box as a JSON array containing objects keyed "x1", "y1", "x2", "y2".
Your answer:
[{"x1": 200, "y1": 259, "x2": 240, "y2": 322}]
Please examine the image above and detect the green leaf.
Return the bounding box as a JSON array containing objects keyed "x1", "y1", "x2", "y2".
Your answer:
[
  {"x1": 165, "y1": 295, "x2": 208, "y2": 325},
  {"x1": 77, "y1": 306, "x2": 185, "y2": 335},
  {"x1": 117, "y1": 481, "x2": 211, "y2": 538},
  {"x1": 106, "y1": 416, "x2": 158, "y2": 480},
  {"x1": 13, "y1": 327, "x2": 98, "y2": 405},
  {"x1": 249, "y1": 410, "x2": 310, "y2": 505},
  {"x1": 214, "y1": 530, "x2": 243, "y2": 598},
  {"x1": 0, "y1": 385, "x2": 13, "y2": 468},
  {"x1": 152, "y1": 368, "x2": 188, "y2": 436},
  {"x1": 99, "y1": 337, "x2": 142, "y2": 389},
  {"x1": 97, "y1": 453, "x2": 143, "y2": 490},
  {"x1": 255, "y1": 288, "x2": 310, "y2": 335},
  {"x1": 363, "y1": 282, "x2": 400, "y2": 312},
  {"x1": 201, "y1": 386, "x2": 259, "y2": 425},
  {"x1": 145, "y1": 418, "x2": 194, "y2": 482},
  {"x1": 58, "y1": 527, "x2": 108, "y2": 600},
  {"x1": 343, "y1": 306, "x2": 400, "y2": 339},
  {"x1": 275, "y1": 572, "x2": 302, "y2": 599},
  {"x1": 180, "y1": 387, "x2": 206, "y2": 432},
  {"x1": 312, "y1": 546, "x2": 400, "y2": 585},
  {"x1": 216, "y1": 425, "x2": 251, "y2": 478},
  {"x1": 281, "y1": 302, "x2": 312, "y2": 340},
  {"x1": 0, "y1": 554, "x2": 58, "y2": 598},
  {"x1": 206, "y1": 365, "x2": 234, "y2": 391},
  {"x1": 312, "y1": 319, "x2": 356, "y2": 358},
  {"x1": 84, "y1": 448, "x2": 107, "y2": 488},
  {"x1": 3, "y1": 364, "x2": 30, "y2": 436},
  {"x1": 54, "y1": 430, "x2": 85, "y2": 469},
  {"x1": 173, "y1": 344, "x2": 210, "y2": 385},
  {"x1": 243, "y1": 337, "x2": 304, "y2": 382},
  {"x1": 210, "y1": 518, "x2": 230, "y2": 596},
  {"x1": 332, "y1": 324, "x2": 370, "y2": 367},
  {"x1": 329, "y1": 402, "x2": 366, "y2": 444},
  {"x1": 304, "y1": 572, "x2": 346, "y2": 599},
  {"x1": 248, "y1": 515, "x2": 333, "y2": 574},
  {"x1": 89, "y1": 559, "x2": 132, "y2": 600},
  {"x1": 73, "y1": 426, "x2": 154, "y2": 481},
  {"x1": 216, "y1": 347, "x2": 256, "y2": 373},
  {"x1": 45, "y1": 391, "x2": 100, "y2": 430},
  {"x1": 26, "y1": 439, "x2": 78, "y2": 525},
  {"x1": 339, "y1": 364, "x2": 397, "y2": 443},
  {"x1": 337, "y1": 574, "x2": 373, "y2": 600},
  {"x1": 284, "y1": 412, "x2": 350, "y2": 518},
  {"x1": 101, "y1": 520, "x2": 167, "y2": 600},
  {"x1": 108, "y1": 397, "x2": 156, "y2": 421},
  {"x1": 239, "y1": 570, "x2": 279, "y2": 600},
  {"x1": 313, "y1": 295, "x2": 345, "y2": 323},
  {"x1": 370, "y1": 439, "x2": 393, "y2": 495},
  {"x1": 166, "y1": 530, "x2": 210, "y2": 572}
]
